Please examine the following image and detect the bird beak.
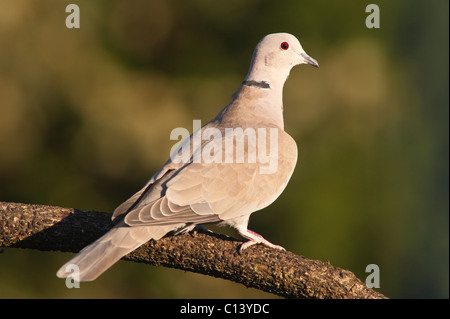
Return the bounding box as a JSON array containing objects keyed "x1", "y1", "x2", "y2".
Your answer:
[{"x1": 300, "y1": 52, "x2": 319, "y2": 68}]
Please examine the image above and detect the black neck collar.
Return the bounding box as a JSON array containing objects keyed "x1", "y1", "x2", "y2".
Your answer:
[{"x1": 242, "y1": 80, "x2": 270, "y2": 89}]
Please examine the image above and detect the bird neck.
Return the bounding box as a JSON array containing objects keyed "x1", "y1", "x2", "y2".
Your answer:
[
  {"x1": 216, "y1": 58, "x2": 292, "y2": 129},
  {"x1": 220, "y1": 78, "x2": 286, "y2": 130},
  {"x1": 244, "y1": 62, "x2": 290, "y2": 90}
]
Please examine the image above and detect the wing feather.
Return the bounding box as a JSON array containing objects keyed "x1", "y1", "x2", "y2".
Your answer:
[{"x1": 118, "y1": 127, "x2": 298, "y2": 230}]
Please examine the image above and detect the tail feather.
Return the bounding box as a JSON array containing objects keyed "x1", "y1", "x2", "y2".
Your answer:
[{"x1": 56, "y1": 223, "x2": 173, "y2": 281}]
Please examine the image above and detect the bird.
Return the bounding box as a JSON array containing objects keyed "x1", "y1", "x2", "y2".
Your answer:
[{"x1": 57, "y1": 32, "x2": 319, "y2": 281}]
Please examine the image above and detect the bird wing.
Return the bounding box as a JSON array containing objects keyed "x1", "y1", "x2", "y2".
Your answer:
[
  {"x1": 122, "y1": 126, "x2": 297, "y2": 227},
  {"x1": 111, "y1": 161, "x2": 180, "y2": 220}
]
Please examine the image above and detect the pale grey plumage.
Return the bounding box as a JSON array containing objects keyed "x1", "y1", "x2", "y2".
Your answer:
[{"x1": 57, "y1": 32, "x2": 319, "y2": 281}]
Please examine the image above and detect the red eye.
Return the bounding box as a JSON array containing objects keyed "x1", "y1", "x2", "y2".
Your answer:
[{"x1": 281, "y1": 42, "x2": 289, "y2": 50}]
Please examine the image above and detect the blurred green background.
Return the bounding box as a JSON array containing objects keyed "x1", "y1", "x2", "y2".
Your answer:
[{"x1": 0, "y1": 0, "x2": 448, "y2": 298}]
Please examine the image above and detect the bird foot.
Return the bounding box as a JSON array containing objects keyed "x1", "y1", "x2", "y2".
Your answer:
[
  {"x1": 238, "y1": 229, "x2": 285, "y2": 254},
  {"x1": 190, "y1": 225, "x2": 213, "y2": 236}
]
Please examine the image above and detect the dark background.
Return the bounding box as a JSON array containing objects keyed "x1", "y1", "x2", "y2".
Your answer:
[{"x1": 0, "y1": 0, "x2": 448, "y2": 298}]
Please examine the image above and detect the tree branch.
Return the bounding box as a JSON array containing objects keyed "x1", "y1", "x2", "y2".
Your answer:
[{"x1": 0, "y1": 201, "x2": 386, "y2": 299}]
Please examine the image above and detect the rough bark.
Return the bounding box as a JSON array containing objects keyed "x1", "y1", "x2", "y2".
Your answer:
[{"x1": 0, "y1": 201, "x2": 387, "y2": 299}]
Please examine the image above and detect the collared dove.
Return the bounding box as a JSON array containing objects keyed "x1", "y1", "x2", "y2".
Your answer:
[{"x1": 57, "y1": 32, "x2": 319, "y2": 281}]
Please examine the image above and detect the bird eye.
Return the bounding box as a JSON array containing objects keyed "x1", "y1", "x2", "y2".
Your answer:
[{"x1": 281, "y1": 42, "x2": 289, "y2": 50}]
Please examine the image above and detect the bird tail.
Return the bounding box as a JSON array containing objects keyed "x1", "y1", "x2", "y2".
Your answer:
[{"x1": 56, "y1": 222, "x2": 170, "y2": 281}]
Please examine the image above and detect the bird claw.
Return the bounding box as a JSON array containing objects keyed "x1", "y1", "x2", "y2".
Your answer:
[
  {"x1": 190, "y1": 225, "x2": 213, "y2": 236},
  {"x1": 238, "y1": 229, "x2": 286, "y2": 254}
]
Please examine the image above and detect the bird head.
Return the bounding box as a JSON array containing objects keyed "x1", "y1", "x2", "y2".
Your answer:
[{"x1": 246, "y1": 33, "x2": 319, "y2": 86}]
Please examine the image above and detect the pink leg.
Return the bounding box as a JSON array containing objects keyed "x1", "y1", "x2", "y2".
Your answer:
[{"x1": 236, "y1": 227, "x2": 285, "y2": 253}]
